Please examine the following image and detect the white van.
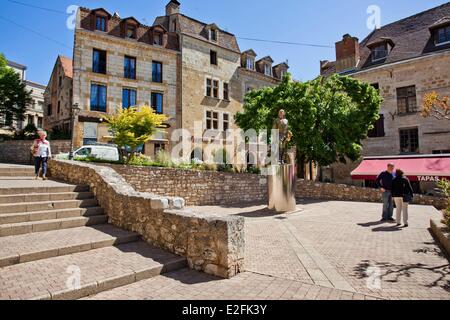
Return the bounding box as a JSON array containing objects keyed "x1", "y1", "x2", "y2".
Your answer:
[{"x1": 73, "y1": 145, "x2": 120, "y2": 162}]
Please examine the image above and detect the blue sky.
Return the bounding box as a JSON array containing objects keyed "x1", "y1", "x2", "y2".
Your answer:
[{"x1": 0, "y1": 0, "x2": 448, "y2": 85}]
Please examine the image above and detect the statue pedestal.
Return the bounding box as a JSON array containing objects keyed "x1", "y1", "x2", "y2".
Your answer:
[{"x1": 268, "y1": 164, "x2": 297, "y2": 213}]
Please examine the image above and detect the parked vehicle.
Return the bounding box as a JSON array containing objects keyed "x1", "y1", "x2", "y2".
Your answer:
[{"x1": 68, "y1": 145, "x2": 120, "y2": 162}]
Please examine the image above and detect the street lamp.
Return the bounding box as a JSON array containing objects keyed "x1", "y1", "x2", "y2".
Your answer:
[{"x1": 68, "y1": 103, "x2": 81, "y2": 160}]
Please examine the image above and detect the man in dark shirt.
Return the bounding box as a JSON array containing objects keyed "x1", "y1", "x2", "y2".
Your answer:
[{"x1": 376, "y1": 163, "x2": 396, "y2": 222}]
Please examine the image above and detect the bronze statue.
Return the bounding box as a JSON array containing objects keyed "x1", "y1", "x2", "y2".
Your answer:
[{"x1": 272, "y1": 109, "x2": 293, "y2": 164}]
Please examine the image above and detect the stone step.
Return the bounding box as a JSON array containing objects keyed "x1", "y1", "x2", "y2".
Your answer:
[
  {"x1": 0, "y1": 241, "x2": 187, "y2": 300},
  {"x1": 0, "y1": 199, "x2": 99, "y2": 214},
  {"x1": 0, "y1": 185, "x2": 90, "y2": 195},
  {"x1": 0, "y1": 207, "x2": 104, "y2": 225},
  {"x1": 0, "y1": 168, "x2": 35, "y2": 177},
  {"x1": 0, "y1": 225, "x2": 140, "y2": 267},
  {"x1": 0, "y1": 215, "x2": 108, "y2": 237},
  {"x1": 0, "y1": 192, "x2": 95, "y2": 204}
]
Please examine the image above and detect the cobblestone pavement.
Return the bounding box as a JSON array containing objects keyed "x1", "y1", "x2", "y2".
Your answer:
[
  {"x1": 85, "y1": 268, "x2": 379, "y2": 300},
  {"x1": 190, "y1": 200, "x2": 450, "y2": 300},
  {"x1": 86, "y1": 200, "x2": 449, "y2": 300}
]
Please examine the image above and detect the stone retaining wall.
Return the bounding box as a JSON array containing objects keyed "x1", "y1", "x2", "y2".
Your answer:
[
  {"x1": 105, "y1": 164, "x2": 447, "y2": 210},
  {"x1": 0, "y1": 140, "x2": 71, "y2": 164},
  {"x1": 106, "y1": 164, "x2": 268, "y2": 206},
  {"x1": 296, "y1": 180, "x2": 448, "y2": 210},
  {"x1": 48, "y1": 160, "x2": 244, "y2": 279}
]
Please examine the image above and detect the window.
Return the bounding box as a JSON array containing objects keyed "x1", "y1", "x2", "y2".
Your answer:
[
  {"x1": 206, "y1": 111, "x2": 219, "y2": 130},
  {"x1": 367, "y1": 114, "x2": 385, "y2": 138},
  {"x1": 400, "y1": 128, "x2": 419, "y2": 154},
  {"x1": 210, "y1": 29, "x2": 217, "y2": 42},
  {"x1": 213, "y1": 80, "x2": 219, "y2": 98},
  {"x1": 96, "y1": 16, "x2": 107, "y2": 32},
  {"x1": 371, "y1": 83, "x2": 380, "y2": 91},
  {"x1": 206, "y1": 78, "x2": 212, "y2": 97},
  {"x1": 124, "y1": 56, "x2": 136, "y2": 79},
  {"x1": 435, "y1": 26, "x2": 450, "y2": 45},
  {"x1": 27, "y1": 115, "x2": 33, "y2": 125},
  {"x1": 127, "y1": 25, "x2": 136, "y2": 39},
  {"x1": 280, "y1": 70, "x2": 287, "y2": 79},
  {"x1": 37, "y1": 117, "x2": 43, "y2": 129},
  {"x1": 371, "y1": 43, "x2": 388, "y2": 61},
  {"x1": 397, "y1": 86, "x2": 417, "y2": 114},
  {"x1": 90, "y1": 84, "x2": 107, "y2": 112},
  {"x1": 264, "y1": 64, "x2": 272, "y2": 76},
  {"x1": 92, "y1": 49, "x2": 107, "y2": 74},
  {"x1": 223, "y1": 82, "x2": 229, "y2": 100},
  {"x1": 47, "y1": 104, "x2": 52, "y2": 116},
  {"x1": 154, "y1": 32, "x2": 163, "y2": 46},
  {"x1": 152, "y1": 61, "x2": 163, "y2": 83},
  {"x1": 122, "y1": 88, "x2": 137, "y2": 109},
  {"x1": 172, "y1": 20, "x2": 177, "y2": 32},
  {"x1": 246, "y1": 57, "x2": 255, "y2": 70},
  {"x1": 57, "y1": 101, "x2": 61, "y2": 114},
  {"x1": 210, "y1": 50, "x2": 217, "y2": 65},
  {"x1": 151, "y1": 92, "x2": 163, "y2": 114},
  {"x1": 154, "y1": 143, "x2": 165, "y2": 156},
  {"x1": 59, "y1": 76, "x2": 62, "y2": 87},
  {"x1": 223, "y1": 113, "x2": 229, "y2": 131},
  {"x1": 205, "y1": 78, "x2": 219, "y2": 98}
]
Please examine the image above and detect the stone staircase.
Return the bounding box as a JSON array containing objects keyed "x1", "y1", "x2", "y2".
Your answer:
[{"x1": 0, "y1": 164, "x2": 187, "y2": 300}]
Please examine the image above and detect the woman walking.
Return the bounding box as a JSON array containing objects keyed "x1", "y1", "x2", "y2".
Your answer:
[
  {"x1": 31, "y1": 131, "x2": 52, "y2": 180},
  {"x1": 391, "y1": 169, "x2": 414, "y2": 228}
]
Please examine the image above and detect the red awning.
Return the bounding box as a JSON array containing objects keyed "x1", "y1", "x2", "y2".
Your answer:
[{"x1": 351, "y1": 156, "x2": 450, "y2": 182}]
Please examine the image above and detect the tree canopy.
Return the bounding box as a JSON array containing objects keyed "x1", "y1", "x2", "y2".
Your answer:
[
  {"x1": 105, "y1": 106, "x2": 167, "y2": 161},
  {"x1": 0, "y1": 53, "x2": 32, "y2": 126},
  {"x1": 235, "y1": 74, "x2": 382, "y2": 169},
  {"x1": 422, "y1": 91, "x2": 450, "y2": 121}
]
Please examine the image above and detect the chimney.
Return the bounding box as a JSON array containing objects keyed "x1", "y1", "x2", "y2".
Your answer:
[
  {"x1": 166, "y1": 0, "x2": 180, "y2": 16},
  {"x1": 335, "y1": 34, "x2": 360, "y2": 73}
]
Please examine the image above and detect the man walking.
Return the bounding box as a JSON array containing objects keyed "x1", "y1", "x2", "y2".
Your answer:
[{"x1": 376, "y1": 163, "x2": 396, "y2": 222}]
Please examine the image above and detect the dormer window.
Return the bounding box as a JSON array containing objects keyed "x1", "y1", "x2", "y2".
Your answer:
[
  {"x1": 246, "y1": 57, "x2": 255, "y2": 70},
  {"x1": 96, "y1": 16, "x2": 107, "y2": 32},
  {"x1": 435, "y1": 25, "x2": 450, "y2": 45},
  {"x1": 210, "y1": 29, "x2": 217, "y2": 42},
  {"x1": 371, "y1": 43, "x2": 388, "y2": 62},
  {"x1": 127, "y1": 25, "x2": 136, "y2": 39},
  {"x1": 154, "y1": 32, "x2": 163, "y2": 46},
  {"x1": 264, "y1": 64, "x2": 272, "y2": 76}
]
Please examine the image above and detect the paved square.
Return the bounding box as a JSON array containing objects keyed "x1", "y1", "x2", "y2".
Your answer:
[{"x1": 190, "y1": 200, "x2": 450, "y2": 300}]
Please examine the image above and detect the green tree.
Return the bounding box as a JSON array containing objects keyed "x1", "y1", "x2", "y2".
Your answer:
[
  {"x1": 0, "y1": 53, "x2": 32, "y2": 126},
  {"x1": 105, "y1": 106, "x2": 167, "y2": 162},
  {"x1": 236, "y1": 74, "x2": 382, "y2": 177}
]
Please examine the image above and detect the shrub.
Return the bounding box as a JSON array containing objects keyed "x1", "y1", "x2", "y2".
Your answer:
[{"x1": 437, "y1": 179, "x2": 450, "y2": 229}]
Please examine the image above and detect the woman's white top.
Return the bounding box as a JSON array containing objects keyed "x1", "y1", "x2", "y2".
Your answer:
[{"x1": 34, "y1": 140, "x2": 52, "y2": 158}]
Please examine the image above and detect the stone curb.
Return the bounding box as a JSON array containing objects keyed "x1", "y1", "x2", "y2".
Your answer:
[{"x1": 430, "y1": 219, "x2": 450, "y2": 256}]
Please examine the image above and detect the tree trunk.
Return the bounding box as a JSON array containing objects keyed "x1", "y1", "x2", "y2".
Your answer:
[{"x1": 296, "y1": 150, "x2": 306, "y2": 179}]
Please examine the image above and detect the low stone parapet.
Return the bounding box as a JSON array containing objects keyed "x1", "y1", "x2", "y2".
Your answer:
[
  {"x1": 430, "y1": 219, "x2": 450, "y2": 256},
  {"x1": 296, "y1": 179, "x2": 448, "y2": 210},
  {"x1": 48, "y1": 160, "x2": 244, "y2": 279}
]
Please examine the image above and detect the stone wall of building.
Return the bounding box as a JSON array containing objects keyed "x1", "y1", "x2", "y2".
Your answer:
[
  {"x1": 0, "y1": 140, "x2": 71, "y2": 164},
  {"x1": 106, "y1": 164, "x2": 268, "y2": 206},
  {"x1": 48, "y1": 160, "x2": 245, "y2": 279},
  {"x1": 330, "y1": 51, "x2": 450, "y2": 187},
  {"x1": 72, "y1": 28, "x2": 179, "y2": 150}
]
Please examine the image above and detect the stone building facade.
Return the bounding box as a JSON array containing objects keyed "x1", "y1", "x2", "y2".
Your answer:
[
  {"x1": 44, "y1": 56, "x2": 73, "y2": 135},
  {"x1": 0, "y1": 60, "x2": 45, "y2": 135},
  {"x1": 67, "y1": 1, "x2": 288, "y2": 159},
  {"x1": 72, "y1": 7, "x2": 180, "y2": 154},
  {"x1": 153, "y1": 0, "x2": 288, "y2": 160},
  {"x1": 320, "y1": 3, "x2": 450, "y2": 190}
]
